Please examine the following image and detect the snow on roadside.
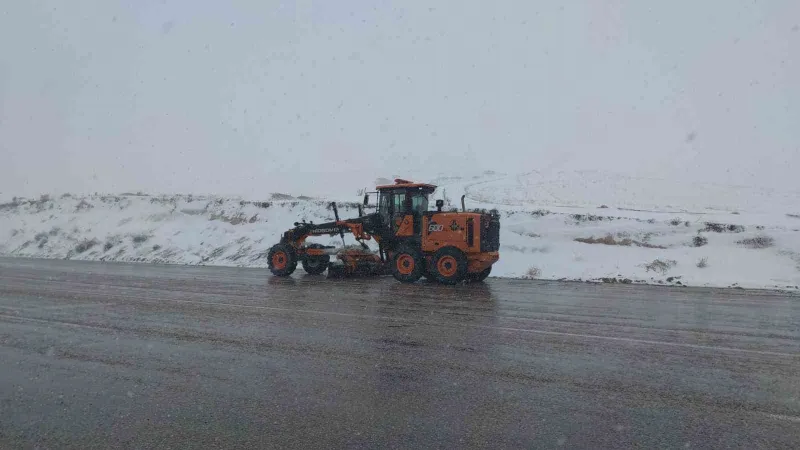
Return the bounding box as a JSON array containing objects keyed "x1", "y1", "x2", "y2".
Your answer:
[
  {"x1": 493, "y1": 211, "x2": 800, "y2": 290},
  {"x1": 0, "y1": 194, "x2": 358, "y2": 268},
  {"x1": 2, "y1": 173, "x2": 800, "y2": 291}
]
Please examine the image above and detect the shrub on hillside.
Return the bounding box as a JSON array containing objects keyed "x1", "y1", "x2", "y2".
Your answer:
[
  {"x1": 524, "y1": 266, "x2": 541, "y2": 279},
  {"x1": 35, "y1": 232, "x2": 49, "y2": 248},
  {"x1": 644, "y1": 259, "x2": 677, "y2": 274},
  {"x1": 702, "y1": 222, "x2": 744, "y2": 233},
  {"x1": 75, "y1": 239, "x2": 99, "y2": 254},
  {"x1": 104, "y1": 235, "x2": 122, "y2": 252},
  {"x1": 75, "y1": 199, "x2": 94, "y2": 211},
  {"x1": 692, "y1": 235, "x2": 708, "y2": 247},
  {"x1": 737, "y1": 235, "x2": 774, "y2": 249},
  {"x1": 131, "y1": 233, "x2": 150, "y2": 245}
]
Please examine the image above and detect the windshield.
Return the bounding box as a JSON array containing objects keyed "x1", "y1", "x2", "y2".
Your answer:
[{"x1": 411, "y1": 194, "x2": 428, "y2": 213}]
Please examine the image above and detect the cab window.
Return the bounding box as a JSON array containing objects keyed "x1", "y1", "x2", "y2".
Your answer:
[
  {"x1": 411, "y1": 194, "x2": 428, "y2": 213},
  {"x1": 392, "y1": 192, "x2": 406, "y2": 214},
  {"x1": 379, "y1": 192, "x2": 391, "y2": 216}
]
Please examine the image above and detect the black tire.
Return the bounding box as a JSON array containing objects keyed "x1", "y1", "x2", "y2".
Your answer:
[
  {"x1": 467, "y1": 266, "x2": 492, "y2": 283},
  {"x1": 431, "y1": 246, "x2": 468, "y2": 285},
  {"x1": 391, "y1": 244, "x2": 424, "y2": 283},
  {"x1": 267, "y1": 243, "x2": 297, "y2": 276},
  {"x1": 302, "y1": 244, "x2": 330, "y2": 275}
]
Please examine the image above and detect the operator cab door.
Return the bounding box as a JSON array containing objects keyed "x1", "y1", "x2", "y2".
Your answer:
[
  {"x1": 390, "y1": 191, "x2": 408, "y2": 234},
  {"x1": 378, "y1": 189, "x2": 426, "y2": 238},
  {"x1": 409, "y1": 193, "x2": 427, "y2": 234},
  {"x1": 377, "y1": 192, "x2": 394, "y2": 240}
]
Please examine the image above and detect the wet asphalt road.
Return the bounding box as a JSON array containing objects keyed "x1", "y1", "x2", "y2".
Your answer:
[{"x1": 0, "y1": 257, "x2": 799, "y2": 449}]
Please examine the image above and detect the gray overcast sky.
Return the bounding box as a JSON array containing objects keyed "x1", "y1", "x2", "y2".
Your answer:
[{"x1": 1, "y1": 0, "x2": 798, "y2": 198}]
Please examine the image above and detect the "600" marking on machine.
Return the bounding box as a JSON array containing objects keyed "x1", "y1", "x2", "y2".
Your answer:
[{"x1": 428, "y1": 223, "x2": 444, "y2": 232}]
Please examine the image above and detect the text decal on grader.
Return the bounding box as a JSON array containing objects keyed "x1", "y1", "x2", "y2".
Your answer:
[
  {"x1": 267, "y1": 179, "x2": 500, "y2": 285},
  {"x1": 428, "y1": 222, "x2": 444, "y2": 232}
]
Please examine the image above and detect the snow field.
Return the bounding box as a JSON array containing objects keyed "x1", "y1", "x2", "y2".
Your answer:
[
  {"x1": 2, "y1": 171, "x2": 800, "y2": 291},
  {"x1": 0, "y1": 194, "x2": 361, "y2": 268}
]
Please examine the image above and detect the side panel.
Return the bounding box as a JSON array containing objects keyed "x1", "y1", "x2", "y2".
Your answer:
[
  {"x1": 395, "y1": 215, "x2": 415, "y2": 237},
  {"x1": 421, "y1": 213, "x2": 482, "y2": 253}
]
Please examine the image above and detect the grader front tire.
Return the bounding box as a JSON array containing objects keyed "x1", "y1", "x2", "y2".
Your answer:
[{"x1": 267, "y1": 243, "x2": 298, "y2": 276}]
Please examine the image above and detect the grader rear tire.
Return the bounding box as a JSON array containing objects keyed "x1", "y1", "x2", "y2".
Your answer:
[
  {"x1": 431, "y1": 247, "x2": 468, "y2": 285},
  {"x1": 391, "y1": 245, "x2": 424, "y2": 283}
]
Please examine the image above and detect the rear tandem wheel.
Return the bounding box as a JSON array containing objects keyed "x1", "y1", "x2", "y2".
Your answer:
[
  {"x1": 391, "y1": 244, "x2": 424, "y2": 283},
  {"x1": 431, "y1": 246, "x2": 469, "y2": 285}
]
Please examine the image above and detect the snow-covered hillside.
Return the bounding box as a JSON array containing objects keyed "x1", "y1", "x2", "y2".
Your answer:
[{"x1": 2, "y1": 171, "x2": 800, "y2": 291}]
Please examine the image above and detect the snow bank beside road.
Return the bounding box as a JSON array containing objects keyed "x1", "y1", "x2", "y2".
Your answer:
[
  {"x1": 2, "y1": 178, "x2": 800, "y2": 291},
  {"x1": 0, "y1": 194, "x2": 363, "y2": 268},
  {"x1": 493, "y1": 210, "x2": 800, "y2": 290}
]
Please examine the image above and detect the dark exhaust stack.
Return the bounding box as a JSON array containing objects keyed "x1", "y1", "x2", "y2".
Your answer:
[{"x1": 461, "y1": 195, "x2": 466, "y2": 212}]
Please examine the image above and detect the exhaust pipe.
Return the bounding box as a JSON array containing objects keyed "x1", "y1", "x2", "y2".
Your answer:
[{"x1": 461, "y1": 195, "x2": 466, "y2": 212}]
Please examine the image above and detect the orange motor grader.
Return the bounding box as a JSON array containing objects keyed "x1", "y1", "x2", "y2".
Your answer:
[{"x1": 267, "y1": 179, "x2": 500, "y2": 284}]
